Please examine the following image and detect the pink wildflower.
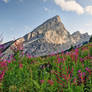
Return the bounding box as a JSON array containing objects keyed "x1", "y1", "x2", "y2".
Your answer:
[
  {"x1": 78, "y1": 69, "x2": 81, "y2": 73},
  {"x1": 7, "y1": 60, "x2": 11, "y2": 63},
  {"x1": 40, "y1": 80, "x2": 44, "y2": 84},
  {"x1": 0, "y1": 61, "x2": 7, "y2": 68},
  {"x1": 48, "y1": 80, "x2": 54, "y2": 85},
  {"x1": 80, "y1": 58, "x2": 84, "y2": 62},
  {"x1": 19, "y1": 64, "x2": 23, "y2": 68},
  {"x1": 85, "y1": 67, "x2": 89, "y2": 71},
  {"x1": 27, "y1": 53, "x2": 31, "y2": 59},
  {"x1": 57, "y1": 57, "x2": 61, "y2": 63},
  {"x1": 0, "y1": 71, "x2": 5, "y2": 80}
]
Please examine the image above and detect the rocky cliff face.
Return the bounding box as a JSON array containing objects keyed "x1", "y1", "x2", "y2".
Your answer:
[
  {"x1": 21, "y1": 15, "x2": 72, "y2": 56},
  {"x1": 1, "y1": 15, "x2": 90, "y2": 58},
  {"x1": 71, "y1": 31, "x2": 90, "y2": 46},
  {"x1": 22, "y1": 15, "x2": 71, "y2": 44}
]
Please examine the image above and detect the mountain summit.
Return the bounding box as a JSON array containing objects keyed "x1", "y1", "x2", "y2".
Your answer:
[
  {"x1": 1, "y1": 15, "x2": 90, "y2": 58},
  {"x1": 17, "y1": 15, "x2": 70, "y2": 45}
]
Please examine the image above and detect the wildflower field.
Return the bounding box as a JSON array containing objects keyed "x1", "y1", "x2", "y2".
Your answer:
[{"x1": 0, "y1": 43, "x2": 92, "y2": 92}]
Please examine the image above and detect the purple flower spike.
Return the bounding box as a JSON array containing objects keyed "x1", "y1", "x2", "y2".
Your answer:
[
  {"x1": 80, "y1": 58, "x2": 84, "y2": 62},
  {"x1": 78, "y1": 69, "x2": 81, "y2": 73},
  {"x1": 7, "y1": 60, "x2": 11, "y2": 63},
  {"x1": 85, "y1": 67, "x2": 89, "y2": 71}
]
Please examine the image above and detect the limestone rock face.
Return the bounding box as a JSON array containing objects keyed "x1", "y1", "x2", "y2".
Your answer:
[{"x1": 1, "y1": 15, "x2": 90, "y2": 58}]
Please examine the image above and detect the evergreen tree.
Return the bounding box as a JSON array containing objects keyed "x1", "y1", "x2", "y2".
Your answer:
[{"x1": 89, "y1": 36, "x2": 92, "y2": 42}]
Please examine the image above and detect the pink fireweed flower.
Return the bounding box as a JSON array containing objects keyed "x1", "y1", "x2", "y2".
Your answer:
[
  {"x1": 10, "y1": 54, "x2": 13, "y2": 58},
  {"x1": 79, "y1": 72, "x2": 82, "y2": 76},
  {"x1": 66, "y1": 74, "x2": 70, "y2": 81},
  {"x1": 66, "y1": 52, "x2": 69, "y2": 55},
  {"x1": 78, "y1": 69, "x2": 81, "y2": 73},
  {"x1": 19, "y1": 46, "x2": 24, "y2": 51},
  {"x1": 40, "y1": 80, "x2": 44, "y2": 84},
  {"x1": 26, "y1": 53, "x2": 31, "y2": 59},
  {"x1": 48, "y1": 80, "x2": 54, "y2": 85},
  {"x1": 50, "y1": 52, "x2": 55, "y2": 56},
  {"x1": 78, "y1": 70, "x2": 84, "y2": 84},
  {"x1": 85, "y1": 67, "x2": 91, "y2": 75},
  {"x1": 0, "y1": 71, "x2": 5, "y2": 80},
  {"x1": 79, "y1": 72, "x2": 84, "y2": 83},
  {"x1": 80, "y1": 58, "x2": 84, "y2": 62},
  {"x1": 19, "y1": 64, "x2": 23, "y2": 68},
  {"x1": 85, "y1": 67, "x2": 89, "y2": 71},
  {"x1": 75, "y1": 48, "x2": 79, "y2": 55},
  {"x1": 7, "y1": 60, "x2": 11, "y2": 63},
  {"x1": 0, "y1": 61, "x2": 7, "y2": 68},
  {"x1": 61, "y1": 50, "x2": 64, "y2": 54},
  {"x1": 57, "y1": 57, "x2": 61, "y2": 63},
  {"x1": 89, "y1": 57, "x2": 92, "y2": 59}
]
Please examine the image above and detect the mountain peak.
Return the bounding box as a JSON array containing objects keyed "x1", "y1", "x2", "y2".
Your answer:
[
  {"x1": 72, "y1": 31, "x2": 81, "y2": 35},
  {"x1": 1, "y1": 15, "x2": 90, "y2": 58},
  {"x1": 51, "y1": 15, "x2": 61, "y2": 22}
]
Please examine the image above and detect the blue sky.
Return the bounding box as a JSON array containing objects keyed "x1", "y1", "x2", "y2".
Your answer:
[{"x1": 0, "y1": 0, "x2": 92, "y2": 43}]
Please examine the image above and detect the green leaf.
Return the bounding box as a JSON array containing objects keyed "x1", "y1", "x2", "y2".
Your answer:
[{"x1": 31, "y1": 80, "x2": 40, "y2": 89}]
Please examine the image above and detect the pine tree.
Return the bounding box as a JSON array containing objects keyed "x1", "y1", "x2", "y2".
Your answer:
[{"x1": 89, "y1": 36, "x2": 92, "y2": 42}]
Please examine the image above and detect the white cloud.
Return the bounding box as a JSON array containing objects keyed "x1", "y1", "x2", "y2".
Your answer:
[
  {"x1": 54, "y1": 0, "x2": 84, "y2": 15},
  {"x1": 85, "y1": 6, "x2": 92, "y2": 15},
  {"x1": 3, "y1": 0, "x2": 8, "y2": 3}
]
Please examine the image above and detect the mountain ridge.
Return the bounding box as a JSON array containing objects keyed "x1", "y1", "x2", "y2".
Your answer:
[{"x1": 1, "y1": 15, "x2": 90, "y2": 58}]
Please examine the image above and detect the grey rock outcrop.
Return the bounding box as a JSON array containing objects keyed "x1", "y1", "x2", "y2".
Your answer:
[{"x1": 71, "y1": 31, "x2": 90, "y2": 46}]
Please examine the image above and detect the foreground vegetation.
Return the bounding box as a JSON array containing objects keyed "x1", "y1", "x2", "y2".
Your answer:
[{"x1": 0, "y1": 42, "x2": 92, "y2": 92}]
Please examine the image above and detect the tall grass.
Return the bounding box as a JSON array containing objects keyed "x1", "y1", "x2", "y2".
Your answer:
[{"x1": 0, "y1": 41, "x2": 92, "y2": 92}]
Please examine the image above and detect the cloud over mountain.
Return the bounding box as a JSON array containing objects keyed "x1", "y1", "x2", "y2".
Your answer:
[
  {"x1": 54, "y1": 0, "x2": 84, "y2": 15},
  {"x1": 54, "y1": 0, "x2": 92, "y2": 15},
  {"x1": 85, "y1": 6, "x2": 92, "y2": 15}
]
